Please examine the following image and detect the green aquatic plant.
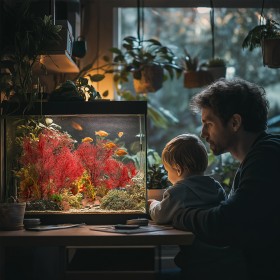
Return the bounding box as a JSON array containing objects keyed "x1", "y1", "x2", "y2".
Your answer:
[
  {"x1": 101, "y1": 176, "x2": 146, "y2": 211},
  {"x1": 100, "y1": 189, "x2": 136, "y2": 210}
]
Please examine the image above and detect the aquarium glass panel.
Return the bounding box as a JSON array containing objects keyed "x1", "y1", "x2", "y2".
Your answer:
[{"x1": 2, "y1": 102, "x2": 147, "y2": 215}]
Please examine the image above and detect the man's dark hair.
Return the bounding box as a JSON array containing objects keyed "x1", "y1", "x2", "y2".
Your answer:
[{"x1": 190, "y1": 78, "x2": 269, "y2": 132}]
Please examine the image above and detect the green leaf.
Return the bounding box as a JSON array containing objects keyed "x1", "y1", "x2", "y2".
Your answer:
[
  {"x1": 88, "y1": 74, "x2": 105, "y2": 82},
  {"x1": 147, "y1": 105, "x2": 169, "y2": 129}
]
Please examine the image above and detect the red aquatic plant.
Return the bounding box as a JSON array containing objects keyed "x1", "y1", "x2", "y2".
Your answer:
[
  {"x1": 17, "y1": 128, "x2": 84, "y2": 200},
  {"x1": 75, "y1": 140, "x2": 137, "y2": 191}
]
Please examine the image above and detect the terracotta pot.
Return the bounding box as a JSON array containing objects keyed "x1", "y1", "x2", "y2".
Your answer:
[
  {"x1": 262, "y1": 38, "x2": 280, "y2": 68},
  {"x1": 147, "y1": 189, "x2": 166, "y2": 201},
  {"x1": 133, "y1": 65, "x2": 164, "y2": 93},
  {"x1": 184, "y1": 70, "x2": 212, "y2": 88},
  {"x1": 207, "y1": 66, "x2": 227, "y2": 81},
  {"x1": 0, "y1": 202, "x2": 26, "y2": 231}
]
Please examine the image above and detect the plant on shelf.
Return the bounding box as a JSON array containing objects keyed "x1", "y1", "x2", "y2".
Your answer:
[
  {"x1": 242, "y1": 17, "x2": 280, "y2": 68},
  {"x1": 0, "y1": 0, "x2": 62, "y2": 107},
  {"x1": 48, "y1": 78, "x2": 102, "y2": 102}
]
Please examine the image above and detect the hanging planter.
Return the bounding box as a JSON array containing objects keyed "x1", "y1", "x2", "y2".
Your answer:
[
  {"x1": 106, "y1": 36, "x2": 182, "y2": 94},
  {"x1": 261, "y1": 38, "x2": 280, "y2": 68},
  {"x1": 133, "y1": 64, "x2": 164, "y2": 93},
  {"x1": 184, "y1": 70, "x2": 212, "y2": 88},
  {"x1": 182, "y1": 49, "x2": 212, "y2": 88},
  {"x1": 202, "y1": 58, "x2": 227, "y2": 82},
  {"x1": 242, "y1": 12, "x2": 280, "y2": 68}
]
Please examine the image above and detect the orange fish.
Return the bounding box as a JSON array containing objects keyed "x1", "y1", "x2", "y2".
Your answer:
[
  {"x1": 95, "y1": 130, "x2": 109, "y2": 137},
  {"x1": 115, "y1": 148, "x2": 128, "y2": 156},
  {"x1": 72, "y1": 121, "x2": 83, "y2": 131},
  {"x1": 82, "y1": 137, "x2": 93, "y2": 143},
  {"x1": 104, "y1": 142, "x2": 117, "y2": 149},
  {"x1": 118, "y1": 132, "x2": 124, "y2": 138}
]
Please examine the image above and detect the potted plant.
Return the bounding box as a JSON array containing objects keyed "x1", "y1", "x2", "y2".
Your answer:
[
  {"x1": 146, "y1": 149, "x2": 171, "y2": 200},
  {"x1": 242, "y1": 17, "x2": 280, "y2": 68},
  {"x1": 0, "y1": 197, "x2": 26, "y2": 231},
  {"x1": 97, "y1": 36, "x2": 182, "y2": 94},
  {"x1": 202, "y1": 57, "x2": 227, "y2": 81},
  {"x1": 0, "y1": 0, "x2": 62, "y2": 107},
  {"x1": 0, "y1": 0, "x2": 62, "y2": 230},
  {"x1": 182, "y1": 50, "x2": 212, "y2": 88}
]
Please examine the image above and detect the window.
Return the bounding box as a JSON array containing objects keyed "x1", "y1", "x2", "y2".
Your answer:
[
  {"x1": 116, "y1": 6, "x2": 280, "y2": 153},
  {"x1": 83, "y1": 0, "x2": 280, "y2": 191}
]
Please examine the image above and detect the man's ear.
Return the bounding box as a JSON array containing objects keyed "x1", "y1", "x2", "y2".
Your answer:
[{"x1": 231, "y1": 114, "x2": 242, "y2": 131}]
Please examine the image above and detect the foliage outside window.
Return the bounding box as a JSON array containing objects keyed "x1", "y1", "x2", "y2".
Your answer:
[
  {"x1": 119, "y1": 7, "x2": 280, "y2": 155},
  {"x1": 115, "y1": 7, "x2": 280, "y2": 192}
]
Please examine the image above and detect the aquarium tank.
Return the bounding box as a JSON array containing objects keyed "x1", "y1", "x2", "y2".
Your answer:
[{"x1": 0, "y1": 101, "x2": 147, "y2": 224}]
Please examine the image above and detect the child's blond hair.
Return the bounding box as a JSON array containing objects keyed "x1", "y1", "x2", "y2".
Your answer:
[{"x1": 162, "y1": 134, "x2": 208, "y2": 175}]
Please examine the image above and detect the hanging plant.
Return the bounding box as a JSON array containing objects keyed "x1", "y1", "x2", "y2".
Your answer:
[
  {"x1": 242, "y1": 17, "x2": 280, "y2": 68},
  {"x1": 182, "y1": 50, "x2": 212, "y2": 88},
  {"x1": 105, "y1": 36, "x2": 183, "y2": 94},
  {"x1": 201, "y1": 57, "x2": 227, "y2": 82}
]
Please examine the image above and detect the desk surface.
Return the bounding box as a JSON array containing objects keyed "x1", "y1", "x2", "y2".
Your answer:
[{"x1": 0, "y1": 224, "x2": 194, "y2": 247}]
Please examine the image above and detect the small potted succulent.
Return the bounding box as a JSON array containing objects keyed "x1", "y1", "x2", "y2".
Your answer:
[{"x1": 242, "y1": 17, "x2": 280, "y2": 68}]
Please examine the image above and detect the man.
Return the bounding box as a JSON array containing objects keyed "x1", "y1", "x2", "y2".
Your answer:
[{"x1": 172, "y1": 78, "x2": 280, "y2": 280}]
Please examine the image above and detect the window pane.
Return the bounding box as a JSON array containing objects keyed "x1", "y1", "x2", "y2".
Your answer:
[{"x1": 119, "y1": 7, "x2": 280, "y2": 154}]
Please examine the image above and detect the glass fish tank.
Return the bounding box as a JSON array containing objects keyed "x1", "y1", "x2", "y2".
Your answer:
[{"x1": 0, "y1": 101, "x2": 147, "y2": 224}]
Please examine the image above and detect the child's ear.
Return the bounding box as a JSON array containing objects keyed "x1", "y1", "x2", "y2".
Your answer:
[{"x1": 176, "y1": 165, "x2": 182, "y2": 176}]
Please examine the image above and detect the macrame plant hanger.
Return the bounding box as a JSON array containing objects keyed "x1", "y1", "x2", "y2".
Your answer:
[
  {"x1": 137, "y1": 0, "x2": 144, "y2": 44},
  {"x1": 210, "y1": 0, "x2": 215, "y2": 60},
  {"x1": 136, "y1": 0, "x2": 148, "y2": 95}
]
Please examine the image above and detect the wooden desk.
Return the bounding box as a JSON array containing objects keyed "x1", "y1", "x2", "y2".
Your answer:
[
  {"x1": 0, "y1": 224, "x2": 194, "y2": 247},
  {"x1": 0, "y1": 225, "x2": 194, "y2": 280}
]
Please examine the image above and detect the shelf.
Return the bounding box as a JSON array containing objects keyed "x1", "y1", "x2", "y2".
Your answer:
[{"x1": 39, "y1": 51, "x2": 79, "y2": 73}]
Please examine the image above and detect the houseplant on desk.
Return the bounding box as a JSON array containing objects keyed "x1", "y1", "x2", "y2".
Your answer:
[
  {"x1": 0, "y1": 197, "x2": 26, "y2": 231},
  {"x1": 146, "y1": 149, "x2": 171, "y2": 201}
]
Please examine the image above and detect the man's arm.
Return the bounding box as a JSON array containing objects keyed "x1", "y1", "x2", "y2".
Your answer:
[{"x1": 172, "y1": 205, "x2": 231, "y2": 246}]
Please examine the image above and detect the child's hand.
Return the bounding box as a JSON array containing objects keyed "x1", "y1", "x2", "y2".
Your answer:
[{"x1": 147, "y1": 199, "x2": 156, "y2": 206}]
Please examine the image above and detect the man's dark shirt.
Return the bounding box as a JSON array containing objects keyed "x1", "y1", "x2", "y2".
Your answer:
[{"x1": 172, "y1": 132, "x2": 280, "y2": 280}]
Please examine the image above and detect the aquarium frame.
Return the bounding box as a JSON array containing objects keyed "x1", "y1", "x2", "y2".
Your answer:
[
  {"x1": 1, "y1": 100, "x2": 147, "y2": 116},
  {"x1": 0, "y1": 100, "x2": 148, "y2": 225}
]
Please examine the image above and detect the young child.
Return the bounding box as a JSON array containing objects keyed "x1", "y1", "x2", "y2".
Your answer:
[
  {"x1": 148, "y1": 134, "x2": 246, "y2": 280},
  {"x1": 148, "y1": 133, "x2": 226, "y2": 224}
]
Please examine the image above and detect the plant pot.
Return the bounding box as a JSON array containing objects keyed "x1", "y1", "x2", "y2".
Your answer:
[
  {"x1": 262, "y1": 38, "x2": 280, "y2": 68},
  {"x1": 0, "y1": 202, "x2": 26, "y2": 230},
  {"x1": 207, "y1": 66, "x2": 227, "y2": 81},
  {"x1": 133, "y1": 65, "x2": 164, "y2": 93},
  {"x1": 184, "y1": 70, "x2": 212, "y2": 88},
  {"x1": 147, "y1": 189, "x2": 166, "y2": 201}
]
